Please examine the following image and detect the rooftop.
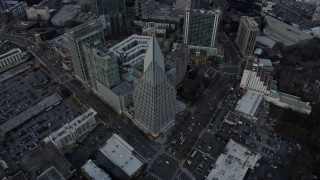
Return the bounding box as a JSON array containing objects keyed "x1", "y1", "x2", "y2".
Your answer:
[
  {"x1": 278, "y1": 92, "x2": 312, "y2": 111},
  {"x1": 264, "y1": 16, "x2": 313, "y2": 46},
  {"x1": 18, "y1": 143, "x2": 74, "y2": 180},
  {"x1": 49, "y1": 108, "x2": 97, "y2": 142},
  {"x1": 242, "y1": 16, "x2": 259, "y2": 29},
  {"x1": 235, "y1": 90, "x2": 263, "y2": 117},
  {"x1": 0, "y1": 48, "x2": 22, "y2": 59},
  {"x1": 259, "y1": 58, "x2": 272, "y2": 67},
  {"x1": 255, "y1": 36, "x2": 276, "y2": 48},
  {"x1": 99, "y1": 134, "x2": 144, "y2": 177},
  {"x1": 81, "y1": 159, "x2": 111, "y2": 180},
  {"x1": 111, "y1": 82, "x2": 133, "y2": 96},
  {"x1": 207, "y1": 139, "x2": 261, "y2": 180},
  {"x1": 37, "y1": 166, "x2": 65, "y2": 180},
  {"x1": 224, "y1": 112, "x2": 240, "y2": 124},
  {"x1": 51, "y1": 5, "x2": 82, "y2": 26}
]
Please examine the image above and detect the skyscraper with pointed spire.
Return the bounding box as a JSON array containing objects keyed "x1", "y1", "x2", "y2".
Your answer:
[{"x1": 132, "y1": 35, "x2": 176, "y2": 137}]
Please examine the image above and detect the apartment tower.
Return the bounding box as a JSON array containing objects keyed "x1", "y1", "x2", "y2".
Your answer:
[
  {"x1": 66, "y1": 19, "x2": 105, "y2": 84},
  {"x1": 235, "y1": 16, "x2": 259, "y2": 55}
]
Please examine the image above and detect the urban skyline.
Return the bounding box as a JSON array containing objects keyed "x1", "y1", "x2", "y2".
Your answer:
[{"x1": 0, "y1": 0, "x2": 319, "y2": 179}]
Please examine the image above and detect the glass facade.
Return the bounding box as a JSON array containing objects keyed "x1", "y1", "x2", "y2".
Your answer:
[
  {"x1": 90, "y1": 0, "x2": 127, "y2": 36},
  {"x1": 66, "y1": 19, "x2": 105, "y2": 84},
  {"x1": 83, "y1": 43, "x2": 120, "y2": 89},
  {"x1": 184, "y1": 9, "x2": 220, "y2": 48},
  {"x1": 133, "y1": 36, "x2": 176, "y2": 137}
]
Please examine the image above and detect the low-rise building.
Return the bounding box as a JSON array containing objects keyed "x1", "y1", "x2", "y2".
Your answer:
[
  {"x1": 26, "y1": 6, "x2": 51, "y2": 21},
  {"x1": 0, "y1": 48, "x2": 29, "y2": 73},
  {"x1": 81, "y1": 159, "x2": 111, "y2": 180},
  {"x1": 207, "y1": 139, "x2": 261, "y2": 180},
  {"x1": 264, "y1": 16, "x2": 313, "y2": 46},
  {"x1": 142, "y1": 27, "x2": 166, "y2": 38},
  {"x1": 223, "y1": 112, "x2": 240, "y2": 126},
  {"x1": 93, "y1": 81, "x2": 133, "y2": 114},
  {"x1": 99, "y1": 133, "x2": 145, "y2": 178},
  {"x1": 51, "y1": 5, "x2": 82, "y2": 26},
  {"x1": 235, "y1": 90, "x2": 263, "y2": 122},
  {"x1": 48, "y1": 108, "x2": 97, "y2": 150},
  {"x1": 4, "y1": 1, "x2": 27, "y2": 22},
  {"x1": 37, "y1": 166, "x2": 65, "y2": 180}
]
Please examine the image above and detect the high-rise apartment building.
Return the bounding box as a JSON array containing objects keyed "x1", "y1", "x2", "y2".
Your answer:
[
  {"x1": 133, "y1": 35, "x2": 176, "y2": 137},
  {"x1": 83, "y1": 42, "x2": 120, "y2": 89},
  {"x1": 191, "y1": 0, "x2": 211, "y2": 10},
  {"x1": 90, "y1": 0, "x2": 127, "y2": 36},
  {"x1": 184, "y1": 8, "x2": 221, "y2": 48},
  {"x1": 135, "y1": 0, "x2": 155, "y2": 19},
  {"x1": 235, "y1": 16, "x2": 259, "y2": 55},
  {"x1": 66, "y1": 19, "x2": 105, "y2": 84}
]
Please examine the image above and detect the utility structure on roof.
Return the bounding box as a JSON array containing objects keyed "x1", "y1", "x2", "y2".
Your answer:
[{"x1": 132, "y1": 35, "x2": 176, "y2": 137}]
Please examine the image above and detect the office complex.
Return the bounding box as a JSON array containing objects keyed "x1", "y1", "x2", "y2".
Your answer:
[
  {"x1": 90, "y1": 0, "x2": 127, "y2": 36},
  {"x1": 184, "y1": 8, "x2": 221, "y2": 48},
  {"x1": 83, "y1": 43, "x2": 120, "y2": 89},
  {"x1": 66, "y1": 19, "x2": 105, "y2": 84},
  {"x1": 133, "y1": 35, "x2": 176, "y2": 137},
  {"x1": 100, "y1": 134, "x2": 144, "y2": 177},
  {"x1": 240, "y1": 55, "x2": 312, "y2": 114},
  {"x1": 48, "y1": 108, "x2": 97, "y2": 150},
  {"x1": 235, "y1": 16, "x2": 259, "y2": 55},
  {"x1": 135, "y1": 0, "x2": 155, "y2": 19},
  {"x1": 207, "y1": 139, "x2": 261, "y2": 180}
]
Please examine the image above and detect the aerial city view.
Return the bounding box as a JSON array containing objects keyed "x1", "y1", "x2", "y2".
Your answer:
[{"x1": 0, "y1": 0, "x2": 320, "y2": 179}]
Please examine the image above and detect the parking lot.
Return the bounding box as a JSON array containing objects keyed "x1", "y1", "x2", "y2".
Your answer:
[
  {"x1": 7, "y1": 98, "x2": 81, "y2": 159},
  {"x1": 0, "y1": 66, "x2": 52, "y2": 123},
  {"x1": 267, "y1": 0, "x2": 317, "y2": 30},
  {"x1": 0, "y1": 63, "x2": 82, "y2": 159},
  {"x1": 187, "y1": 133, "x2": 227, "y2": 180}
]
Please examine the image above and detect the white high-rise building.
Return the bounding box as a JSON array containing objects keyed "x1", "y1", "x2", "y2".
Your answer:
[
  {"x1": 240, "y1": 55, "x2": 276, "y2": 95},
  {"x1": 133, "y1": 35, "x2": 176, "y2": 137}
]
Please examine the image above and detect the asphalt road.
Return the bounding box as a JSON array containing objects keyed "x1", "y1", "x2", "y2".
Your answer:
[{"x1": 4, "y1": 34, "x2": 159, "y2": 162}]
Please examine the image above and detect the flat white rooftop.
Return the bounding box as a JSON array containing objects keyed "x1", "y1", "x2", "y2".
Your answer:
[
  {"x1": 99, "y1": 133, "x2": 143, "y2": 177},
  {"x1": 207, "y1": 139, "x2": 261, "y2": 180},
  {"x1": 81, "y1": 159, "x2": 111, "y2": 180},
  {"x1": 235, "y1": 90, "x2": 263, "y2": 117}
]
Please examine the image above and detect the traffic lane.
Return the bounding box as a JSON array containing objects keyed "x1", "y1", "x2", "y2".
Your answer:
[
  {"x1": 66, "y1": 80, "x2": 158, "y2": 159},
  {"x1": 171, "y1": 75, "x2": 234, "y2": 159}
]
